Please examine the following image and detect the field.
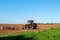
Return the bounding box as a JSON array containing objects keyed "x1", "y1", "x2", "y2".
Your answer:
[
  {"x1": 0, "y1": 27, "x2": 60, "y2": 40},
  {"x1": 0, "y1": 24, "x2": 60, "y2": 40},
  {"x1": 0, "y1": 24, "x2": 60, "y2": 34}
]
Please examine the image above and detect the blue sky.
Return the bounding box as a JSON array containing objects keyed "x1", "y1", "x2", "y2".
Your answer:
[{"x1": 0, "y1": 0, "x2": 60, "y2": 24}]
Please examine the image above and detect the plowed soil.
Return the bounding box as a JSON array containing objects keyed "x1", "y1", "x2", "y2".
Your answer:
[{"x1": 0, "y1": 24, "x2": 60, "y2": 34}]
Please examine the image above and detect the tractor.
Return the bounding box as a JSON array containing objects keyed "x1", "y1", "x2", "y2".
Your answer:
[{"x1": 23, "y1": 20, "x2": 37, "y2": 29}]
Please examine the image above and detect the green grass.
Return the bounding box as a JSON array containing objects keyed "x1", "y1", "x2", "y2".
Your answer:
[{"x1": 0, "y1": 27, "x2": 60, "y2": 40}]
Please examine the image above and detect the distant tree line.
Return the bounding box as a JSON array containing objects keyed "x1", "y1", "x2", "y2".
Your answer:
[{"x1": 37, "y1": 23, "x2": 60, "y2": 24}]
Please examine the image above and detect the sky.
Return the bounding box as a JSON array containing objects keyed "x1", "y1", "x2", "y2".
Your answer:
[{"x1": 0, "y1": 0, "x2": 60, "y2": 24}]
